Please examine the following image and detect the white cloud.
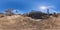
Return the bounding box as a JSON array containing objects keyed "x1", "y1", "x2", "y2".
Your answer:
[
  {"x1": 12, "y1": 9, "x2": 23, "y2": 14},
  {"x1": 38, "y1": 5, "x2": 58, "y2": 13},
  {"x1": 39, "y1": 9, "x2": 58, "y2": 14}
]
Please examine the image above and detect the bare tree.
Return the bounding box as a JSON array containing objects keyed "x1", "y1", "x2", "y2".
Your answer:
[{"x1": 5, "y1": 8, "x2": 14, "y2": 16}]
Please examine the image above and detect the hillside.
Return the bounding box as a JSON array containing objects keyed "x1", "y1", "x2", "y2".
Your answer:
[{"x1": 0, "y1": 15, "x2": 60, "y2": 30}]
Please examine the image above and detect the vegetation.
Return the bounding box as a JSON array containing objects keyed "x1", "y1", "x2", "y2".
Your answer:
[
  {"x1": 0, "y1": 8, "x2": 59, "y2": 19},
  {"x1": 0, "y1": 8, "x2": 59, "y2": 30},
  {"x1": 53, "y1": 12, "x2": 58, "y2": 17},
  {"x1": 0, "y1": 13, "x2": 4, "y2": 17},
  {"x1": 23, "y1": 11, "x2": 50, "y2": 19},
  {"x1": 5, "y1": 8, "x2": 14, "y2": 16}
]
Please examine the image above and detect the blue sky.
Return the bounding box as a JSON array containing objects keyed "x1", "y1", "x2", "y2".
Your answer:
[{"x1": 0, "y1": 0, "x2": 60, "y2": 14}]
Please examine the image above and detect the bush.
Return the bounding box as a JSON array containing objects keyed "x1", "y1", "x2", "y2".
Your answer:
[
  {"x1": 24, "y1": 11, "x2": 49, "y2": 19},
  {"x1": 53, "y1": 13, "x2": 58, "y2": 17},
  {"x1": 0, "y1": 13, "x2": 4, "y2": 17}
]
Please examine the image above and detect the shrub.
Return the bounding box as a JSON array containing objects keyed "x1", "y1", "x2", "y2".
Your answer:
[
  {"x1": 24, "y1": 11, "x2": 49, "y2": 19},
  {"x1": 0, "y1": 13, "x2": 4, "y2": 17},
  {"x1": 53, "y1": 12, "x2": 58, "y2": 17}
]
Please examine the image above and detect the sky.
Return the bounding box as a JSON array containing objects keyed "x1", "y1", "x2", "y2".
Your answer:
[{"x1": 0, "y1": 0, "x2": 60, "y2": 14}]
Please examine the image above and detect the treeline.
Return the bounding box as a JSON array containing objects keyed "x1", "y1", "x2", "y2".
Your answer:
[
  {"x1": 0, "y1": 8, "x2": 59, "y2": 19},
  {"x1": 23, "y1": 11, "x2": 58, "y2": 19}
]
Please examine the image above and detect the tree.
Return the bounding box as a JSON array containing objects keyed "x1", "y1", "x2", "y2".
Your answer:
[
  {"x1": 5, "y1": 8, "x2": 14, "y2": 16},
  {"x1": 24, "y1": 10, "x2": 49, "y2": 19}
]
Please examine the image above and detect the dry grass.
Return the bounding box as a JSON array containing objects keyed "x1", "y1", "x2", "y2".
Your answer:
[{"x1": 0, "y1": 15, "x2": 60, "y2": 30}]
